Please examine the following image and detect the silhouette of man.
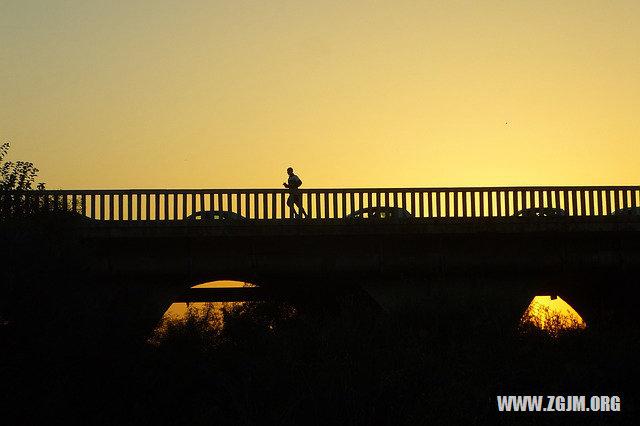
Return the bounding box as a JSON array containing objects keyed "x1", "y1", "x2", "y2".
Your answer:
[{"x1": 283, "y1": 167, "x2": 307, "y2": 218}]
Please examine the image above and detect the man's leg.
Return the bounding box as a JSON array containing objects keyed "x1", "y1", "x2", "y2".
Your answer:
[
  {"x1": 294, "y1": 195, "x2": 306, "y2": 218},
  {"x1": 287, "y1": 196, "x2": 297, "y2": 218},
  {"x1": 296, "y1": 201, "x2": 307, "y2": 218}
]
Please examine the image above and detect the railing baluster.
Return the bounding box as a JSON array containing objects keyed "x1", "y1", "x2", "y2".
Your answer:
[
  {"x1": 90, "y1": 194, "x2": 95, "y2": 219},
  {"x1": 271, "y1": 192, "x2": 276, "y2": 219},
  {"x1": 436, "y1": 191, "x2": 442, "y2": 218},
  {"x1": 452, "y1": 191, "x2": 458, "y2": 217},
  {"x1": 496, "y1": 191, "x2": 503, "y2": 217},
  {"x1": 504, "y1": 190, "x2": 509, "y2": 217},
  {"x1": 314, "y1": 193, "x2": 321, "y2": 219},
  {"x1": 537, "y1": 190, "x2": 543, "y2": 209},
  {"x1": 253, "y1": 192, "x2": 259, "y2": 219},
  {"x1": 143, "y1": 193, "x2": 149, "y2": 220},
  {"x1": 80, "y1": 194, "x2": 86, "y2": 217},
  {"x1": 349, "y1": 192, "x2": 355, "y2": 215},
  {"x1": 461, "y1": 191, "x2": 467, "y2": 217},
  {"x1": 409, "y1": 191, "x2": 415, "y2": 216},
  {"x1": 578, "y1": 190, "x2": 585, "y2": 216},
  {"x1": 544, "y1": 189, "x2": 551, "y2": 209},
  {"x1": 152, "y1": 193, "x2": 158, "y2": 220},
  {"x1": 304, "y1": 191, "x2": 311, "y2": 219},
  {"x1": 425, "y1": 191, "x2": 431, "y2": 217},
  {"x1": 444, "y1": 191, "x2": 450, "y2": 217},
  {"x1": 324, "y1": 192, "x2": 329, "y2": 219},
  {"x1": 263, "y1": 192, "x2": 268, "y2": 219},
  {"x1": 127, "y1": 193, "x2": 133, "y2": 220},
  {"x1": 186, "y1": 193, "x2": 193, "y2": 217},
  {"x1": 505, "y1": 190, "x2": 512, "y2": 216},
  {"x1": 596, "y1": 190, "x2": 602, "y2": 216},
  {"x1": 99, "y1": 194, "x2": 105, "y2": 220},
  {"x1": 489, "y1": 190, "x2": 494, "y2": 215}
]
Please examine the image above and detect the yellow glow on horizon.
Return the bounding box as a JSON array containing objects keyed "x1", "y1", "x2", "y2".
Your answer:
[
  {"x1": 161, "y1": 279, "x2": 253, "y2": 318},
  {"x1": 191, "y1": 280, "x2": 254, "y2": 288},
  {"x1": 2, "y1": 1, "x2": 639, "y2": 188},
  {"x1": 153, "y1": 280, "x2": 252, "y2": 335},
  {"x1": 520, "y1": 295, "x2": 586, "y2": 334}
]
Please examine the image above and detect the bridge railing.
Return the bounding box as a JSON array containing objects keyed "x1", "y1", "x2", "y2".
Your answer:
[{"x1": 1, "y1": 186, "x2": 639, "y2": 221}]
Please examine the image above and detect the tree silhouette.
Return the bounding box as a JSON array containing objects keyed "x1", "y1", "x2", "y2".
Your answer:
[{"x1": 0, "y1": 142, "x2": 45, "y2": 191}]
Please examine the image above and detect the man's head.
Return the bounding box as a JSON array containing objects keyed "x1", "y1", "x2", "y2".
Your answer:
[{"x1": 287, "y1": 167, "x2": 294, "y2": 176}]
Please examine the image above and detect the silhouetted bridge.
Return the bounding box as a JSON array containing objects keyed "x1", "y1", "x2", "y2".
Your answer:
[
  {"x1": 3, "y1": 185, "x2": 640, "y2": 328},
  {"x1": 3, "y1": 185, "x2": 639, "y2": 281}
]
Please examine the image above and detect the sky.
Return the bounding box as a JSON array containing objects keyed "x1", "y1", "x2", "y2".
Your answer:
[{"x1": 1, "y1": 0, "x2": 639, "y2": 189}]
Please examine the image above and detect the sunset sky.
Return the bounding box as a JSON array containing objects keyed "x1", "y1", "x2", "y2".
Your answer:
[{"x1": 2, "y1": 1, "x2": 639, "y2": 189}]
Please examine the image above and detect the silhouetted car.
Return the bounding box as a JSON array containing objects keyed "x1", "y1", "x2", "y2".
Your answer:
[
  {"x1": 346, "y1": 206, "x2": 412, "y2": 220},
  {"x1": 612, "y1": 207, "x2": 640, "y2": 216},
  {"x1": 185, "y1": 210, "x2": 245, "y2": 221},
  {"x1": 514, "y1": 207, "x2": 566, "y2": 217}
]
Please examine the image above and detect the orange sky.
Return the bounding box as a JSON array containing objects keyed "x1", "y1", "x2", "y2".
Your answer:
[{"x1": 2, "y1": 1, "x2": 639, "y2": 189}]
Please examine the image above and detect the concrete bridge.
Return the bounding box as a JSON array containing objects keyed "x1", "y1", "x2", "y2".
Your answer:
[{"x1": 2, "y1": 185, "x2": 640, "y2": 330}]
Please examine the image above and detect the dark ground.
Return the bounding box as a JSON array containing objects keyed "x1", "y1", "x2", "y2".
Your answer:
[{"x1": 1, "y1": 219, "x2": 638, "y2": 425}]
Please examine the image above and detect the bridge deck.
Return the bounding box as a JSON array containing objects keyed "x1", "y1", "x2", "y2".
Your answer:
[{"x1": 76, "y1": 216, "x2": 640, "y2": 239}]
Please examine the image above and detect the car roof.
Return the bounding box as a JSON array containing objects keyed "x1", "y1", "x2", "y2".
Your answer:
[
  {"x1": 347, "y1": 206, "x2": 412, "y2": 217},
  {"x1": 188, "y1": 210, "x2": 243, "y2": 218},
  {"x1": 353, "y1": 206, "x2": 406, "y2": 213}
]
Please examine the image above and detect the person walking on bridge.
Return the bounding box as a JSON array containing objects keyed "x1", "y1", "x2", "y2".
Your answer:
[{"x1": 283, "y1": 167, "x2": 307, "y2": 218}]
